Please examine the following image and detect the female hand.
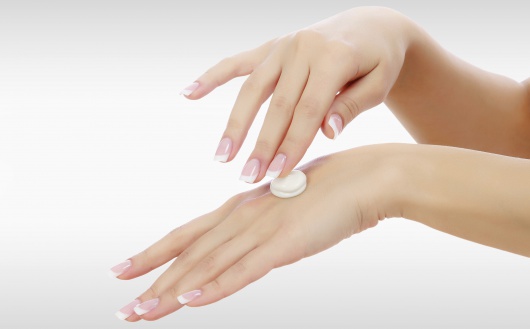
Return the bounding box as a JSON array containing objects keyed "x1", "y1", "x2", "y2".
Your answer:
[
  {"x1": 181, "y1": 7, "x2": 414, "y2": 183},
  {"x1": 111, "y1": 144, "x2": 403, "y2": 321}
]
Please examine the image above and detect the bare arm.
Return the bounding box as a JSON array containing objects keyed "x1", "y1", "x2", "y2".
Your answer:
[
  {"x1": 396, "y1": 143, "x2": 530, "y2": 257},
  {"x1": 386, "y1": 19, "x2": 530, "y2": 158}
]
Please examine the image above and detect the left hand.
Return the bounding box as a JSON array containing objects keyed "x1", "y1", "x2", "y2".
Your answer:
[{"x1": 113, "y1": 144, "x2": 402, "y2": 321}]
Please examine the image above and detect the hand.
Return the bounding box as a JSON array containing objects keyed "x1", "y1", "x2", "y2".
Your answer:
[
  {"x1": 113, "y1": 144, "x2": 402, "y2": 321},
  {"x1": 182, "y1": 7, "x2": 414, "y2": 183}
]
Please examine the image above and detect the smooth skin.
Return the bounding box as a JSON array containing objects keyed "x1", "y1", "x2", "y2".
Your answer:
[
  {"x1": 113, "y1": 6, "x2": 530, "y2": 322},
  {"x1": 185, "y1": 7, "x2": 530, "y2": 179},
  {"x1": 118, "y1": 144, "x2": 530, "y2": 322}
]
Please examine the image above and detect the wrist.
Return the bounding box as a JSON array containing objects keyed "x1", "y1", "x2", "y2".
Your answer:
[{"x1": 338, "y1": 143, "x2": 419, "y2": 222}]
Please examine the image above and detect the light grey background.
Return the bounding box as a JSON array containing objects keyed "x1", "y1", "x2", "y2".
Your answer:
[{"x1": 1, "y1": 0, "x2": 529, "y2": 328}]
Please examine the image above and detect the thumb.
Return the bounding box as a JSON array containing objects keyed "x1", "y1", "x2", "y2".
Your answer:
[{"x1": 322, "y1": 66, "x2": 389, "y2": 139}]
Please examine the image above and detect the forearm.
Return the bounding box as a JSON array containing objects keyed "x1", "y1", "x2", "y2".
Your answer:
[
  {"x1": 395, "y1": 144, "x2": 530, "y2": 257},
  {"x1": 385, "y1": 15, "x2": 530, "y2": 158}
]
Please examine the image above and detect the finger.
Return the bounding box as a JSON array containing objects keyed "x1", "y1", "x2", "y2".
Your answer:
[
  {"x1": 274, "y1": 69, "x2": 346, "y2": 176},
  {"x1": 137, "y1": 233, "x2": 261, "y2": 320},
  {"x1": 240, "y1": 61, "x2": 310, "y2": 183},
  {"x1": 114, "y1": 190, "x2": 270, "y2": 322},
  {"x1": 187, "y1": 234, "x2": 303, "y2": 307},
  {"x1": 321, "y1": 65, "x2": 390, "y2": 140},
  {"x1": 130, "y1": 204, "x2": 263, "y2": 320},
  {"x1": 215, "y1": 61, "x2": 281, "y2": 163},
  {"x1": 113, "y1": 189, "x2": 265, "y2": 281},
  {"x1": 128, "y1": 225, "x2": 240, "y2": 320},
  {"x1": 112, "y1": 211, "x2": 222, "y2": 281},
  {"x1": 182, "y1": 40, "x2": 275, "y2": 99}
]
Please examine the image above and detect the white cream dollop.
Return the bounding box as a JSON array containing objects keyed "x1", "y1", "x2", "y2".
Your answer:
[{"x1": 270, "y1": 170, "x2": 307, "y2": 198}]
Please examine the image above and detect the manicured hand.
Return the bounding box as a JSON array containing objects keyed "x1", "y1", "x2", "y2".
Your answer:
[
  {"x1": 181, "y1": 7, "x2": 413, "y2": 183},
  {"x1": 111, "y1": 144, "x2": 402, "y2": 321}
]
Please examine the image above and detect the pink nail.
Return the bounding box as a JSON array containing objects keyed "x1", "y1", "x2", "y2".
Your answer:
[
  {"x1": 134, "y1": 298, "x2": 159, "y2": 316},
  {"x1": 115, "y1": 299, "x2": 141, "y2": 321},
  {"x1": 180, "y1": 82, "x2": 199, "y2": 96},
  {"x1": 109, "y1": 260, "x2": 131, "y2": 278},
  {"x1": 177, "y1": 289, "x2": 202, "y2": 304},
  {"x1": 214, "y1": 137, "x2": 232, "y2": 162},
  {"x1": 266, "y1": 154, "x2": 287, "y2": 178},
  {"x1": 239, "y1": 159, "x2": 260, "y2": 183},
  {"x1": 328, "y1": 114, "x2": 343, "y2": 140}
]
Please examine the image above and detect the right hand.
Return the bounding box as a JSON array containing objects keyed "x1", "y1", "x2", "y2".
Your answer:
[{"x1": 182, "y1": 7, "x2": 415, "y2": 183}]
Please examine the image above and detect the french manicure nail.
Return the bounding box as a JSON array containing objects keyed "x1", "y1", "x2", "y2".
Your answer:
[
  {"x1": 180, "y1": 82, "x2": 199, "y2": 96},
  {"x1": 134, "y1": 298, "x2": 159, "y2": 316},
  {"x1": 266, "y1": 154, "x2": 287, "y2": 178},
  {"x1": 214, "y1": 137, "x2": 232, "y2": 162},
  {"x1": 115, "y1": 299, "x2": 141, "y2": 321},
  {"x1": 328, "y1": 114, "x2": 343, "y2": 140},
  {"x1": 239, "y1": 159, "x2": 260, "y2": 183},
  {"x1": 109, "y1": 260, "x2": 131, "y2": 278},
  {"x1": 177, "y1": 289, "x2": 202, "y2": 305}
]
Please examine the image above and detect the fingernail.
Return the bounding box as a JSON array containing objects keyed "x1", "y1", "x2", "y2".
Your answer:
[
  {"x1": 266, "y1": 154, "x2": 287, "y2": 178},
  {"x1": 180, "y1": 82, "x2": 199, "y2": 96},
  {"x1": 134, "y1": 298, "x2": 159, "y2": 316},
  {"x1": 177, "y1": 289, "x2": 202, "y2": 305},
  {"x1": 108, "y1": 260, "x2": 131, "y2": 278},
  {"x1": 213, "y1": 137, "x2": 232, "y2": 162},
  {"x1": 239, "y1": 159, "x2": 260, "y2": 183},
  {"x1": 328, "y1": 114, "x2": 343, "y2": 140},
  {"x1": 115, "y1": 299, "x2": 141, "y2": 321}
]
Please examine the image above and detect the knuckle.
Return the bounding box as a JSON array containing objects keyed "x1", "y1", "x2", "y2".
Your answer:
[
  {"x1": 218, "y1": 56, "x2": 236, "y2": 69},
  {"x1": 198, "y1": 255, "x2": 216, "y2": 272},
  {"x1": 293, "y1": 30, "x2": 322, "y2": 49},
  {"x1": 143, "y1": 286, "x2": 160, "y2": 300},
  {"x1": 138, "y1": 249, "x2": 156, "y2": 272},
  {"x1": 177, "y1": 249, "x2": 192, "y2": 265},
  {"x1": 231, "y1": 261, "x2": 248, "y2": 276},
  {"x1": 230, "y1": 261, "x2": 255, "y2": 287},
  {"x1": 242, "y1": 74, "x2": 263, "y2": 93},
  {"x1": 298, "y1": 97, "x2": 322, "y2": 119},
  {"x1": 270, "y1": 94, "x2": 294, "y2": 114},
  {"x1": 283, "y1": 134, "x2": 310, "y2": 151},
  {"x1": 224, "y1": 192, "x2": 247, "y2": 208},
  {"x1": 231, "y1": 203, "x2": 256, "y2": 221},
  {"x1": 167, "y1": 285, "x2": 181, "y2": 300},
  {"x1": 167, "y1": 225, "x2": 186, "y2": 244},
  {"x1": 326, "y1": 41, "x2": 354, "y2": 63},
  {"x1": 225, "y1": 117, "x2": 245, "y2": 132},
  {"x1": 341, "y1": 96, "x2": 362, "y2": 121},
  {"x1": 210, "y1": 278, "x2": 228, "y2": 299}
]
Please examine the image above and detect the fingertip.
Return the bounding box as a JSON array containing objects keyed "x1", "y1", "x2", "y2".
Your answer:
[
  {"x1": 214, "y1": 137, "x2": 234, "y2": 163},
  {"x1": 327, "y1": 113, "x2": 343, "y2": 140},
  {"x1": 179, "y1": 82, "x2": 200, "y2": 97},
  {"x1": 320, "y1": 124, "x2": 335, "y2": 140},
  {"x1": 109, "y1": 259, "x2": 132, "y2": 279}
]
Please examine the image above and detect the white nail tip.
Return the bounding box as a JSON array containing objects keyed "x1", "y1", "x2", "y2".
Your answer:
[
  {"x1": 108, "y1": 270, "x2": 120, "y2": 278},
  {"x1": 239, "y1": 174, "x2": 258, "y2": 184},
  {"x1": 177, "y1": 295, "x2": 190, "y2": 304},
  {"x1": 328, "y1": 118, "x2": 340, "y2": 140},
  {"x1": 180, "y1": 82, "x2": 199, "y2": 96},
  {"x1": 266, "y1": 170, "x2": 281, "y2": 179},
  {"x1": 115, "y1": 311, "x2": 131, "y2": 321},
  {"x1": 214, "y1": 154, "x2": 229, "y2": 162},
  {"x1": 270, "y1": 170, "x2": 307, "y2": 198},
  {"x1": 177, "y1": 290, "x2": 202, "y2": 304},
  {"x1": 133, "y1": 305, "x2": 149, "y2": 316}
]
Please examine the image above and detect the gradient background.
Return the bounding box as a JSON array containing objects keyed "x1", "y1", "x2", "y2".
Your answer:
[{"x1": 1, "y1": 0, "x2": 529, "y2": 328}]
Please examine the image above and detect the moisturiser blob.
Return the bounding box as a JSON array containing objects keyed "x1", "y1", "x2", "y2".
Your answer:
[{"x1": 270, "y1": 170, "x2": 307, "y2": 198}]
